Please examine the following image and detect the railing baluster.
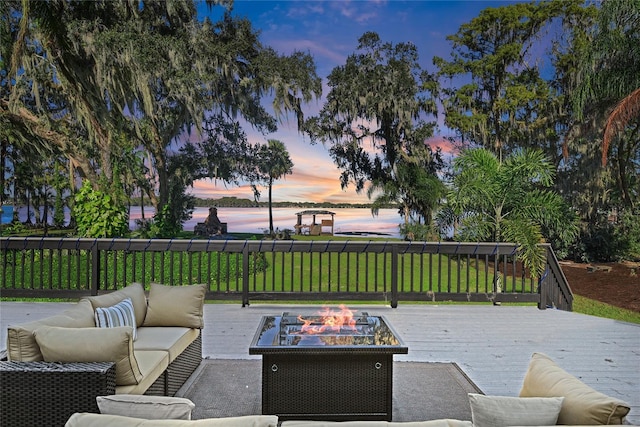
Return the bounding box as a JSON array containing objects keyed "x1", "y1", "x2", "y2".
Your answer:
[
  {"x1": 399, "y1": 253, "x2": 404, "y2": 293},
  {"x1": 355, "y1": 251, "x2": 360, "y2": 292},
  {"x1": 309, "y1": 250, "x2": 314, "y2": 292},
  {"x1": 456, "y1": 254, "x2": 461, "y2": 293},
  {"x1": 418, "y1": 253, "x2": 424, "y2": 293},
  {"x1": 22, "y1": 248, "x2": 27, "y2": 289},
  {"x1": 178, "y1": 250, "x2": 184, "y2": 286},
  {"x1": 337, "y1": 251, "x2": 342, "y2": 293},
  {"x1": 437, "y1": 251, "x2": 442, "y2": 292},
  {"x1": 269, "y1": 251, "x2": 274, "y2": 292},
  {"x1": 319, "y1": 251, "x2": 324, "y2": 293},
  {"x1": 428, "y1": 253, "x2": 433, "y2": 292},
  {"x1": 447, "y1": 254, "x2": 452, "y2": 293},
  {"x1": 346, "y1": 251, "x2": 351, "y2": 291},
  {"x1": 41, "y1": 247, "x2": 47, "y2": 289},
  {"x1": 289, "y1": 252, "x2": 294, "y2": 292},
  {"x1": 298, "y1": 251, "x2": 303, "y2": 292}
]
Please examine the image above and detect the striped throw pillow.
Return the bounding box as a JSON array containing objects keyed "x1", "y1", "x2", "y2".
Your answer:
[{"x1": 95, "y1": 298, "x2": 137, "y2": 340}]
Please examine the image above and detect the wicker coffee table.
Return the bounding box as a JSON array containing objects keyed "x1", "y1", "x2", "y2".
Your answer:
[
  {"x1": 249, "y1": 312, "x2": 408, "y2": 421},
  {"x1": 0, "y1": 361, "x2": 116, "y2": 427}
]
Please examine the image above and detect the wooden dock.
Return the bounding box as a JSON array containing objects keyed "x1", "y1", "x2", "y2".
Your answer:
[{"x1": 2, "y1": 302, "x2": 638, "y2": 424}]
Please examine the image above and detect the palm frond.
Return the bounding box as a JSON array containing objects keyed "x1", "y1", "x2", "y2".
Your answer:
[
  {"x1": 502, "y1": 219, "x2": 546, "y2": 279},
  {"x1": 602, "y1": 88, "x2": 640, "y2": 166}
]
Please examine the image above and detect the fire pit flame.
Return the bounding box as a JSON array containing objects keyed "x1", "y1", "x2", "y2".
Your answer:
[{"x1": 296, "y1": 304, "x2": 358, "y2": 335}]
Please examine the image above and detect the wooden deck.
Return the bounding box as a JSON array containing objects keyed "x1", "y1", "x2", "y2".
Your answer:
[{"x1": 2, "y1": 302, "x2": 638, "y2": 424}]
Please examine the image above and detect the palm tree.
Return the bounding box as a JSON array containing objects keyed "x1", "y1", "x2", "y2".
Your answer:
[
  {"x1": 444, "y1": 148, "x2": 578, "y2": 278},
  {"x1": 257, "y1": 140, "x2": 293, "y2": 235}
]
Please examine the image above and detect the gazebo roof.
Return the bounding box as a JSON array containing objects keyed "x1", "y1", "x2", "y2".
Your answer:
[{"x1": 295, "y1": 210, "x2": 335, "y2": 216}]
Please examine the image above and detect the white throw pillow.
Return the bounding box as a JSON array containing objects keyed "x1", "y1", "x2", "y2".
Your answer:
[
  {"x1": 468, "y1": 393, "x2": 564, "y2": 427},
  {"x1": 97, "y1": 395, "x2": 195, "y2": 420},
  {"x1": 95, "y1": 297, "x2": 137, "y2": 340}
]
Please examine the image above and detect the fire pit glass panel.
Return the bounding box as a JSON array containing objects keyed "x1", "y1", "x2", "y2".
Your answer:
[{"x1": 252, "y1": 312, "x2": 404, "y2": 350}]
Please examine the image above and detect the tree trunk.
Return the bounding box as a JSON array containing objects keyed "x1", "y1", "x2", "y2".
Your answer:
[
  {"x1": 67, "y1": 158, "x2": 76, "y2": 229},
  {"x1": 147, "y1": 134, "x2": 167, "y2": 212},
  {"x1": 268, "y1": 178, "x2": 274, "y2": 234},
  {"x1": 0, "y1": 136, "x2": 6, "y2": 209}
]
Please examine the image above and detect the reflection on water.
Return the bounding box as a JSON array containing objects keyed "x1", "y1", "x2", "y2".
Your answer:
[{"x1": 2, "y1": 205, "x2": 403, "y2": 238}]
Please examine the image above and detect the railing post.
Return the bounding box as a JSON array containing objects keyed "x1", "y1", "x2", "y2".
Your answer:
[
  {"x1": 242, "y1": 243, "x2": 250, "y2": 307},
  {"x1": 390, "y1": 244, "x2": 398, "y2": 308},
  {"x1": 90, "y1": 239, "x2": 100, "y2": 296},
  {"x1": 538, "y1": 274, "x2": 548, "y2": 310},
  {"x1": 538, "y1": 247, "x2": 548, "y2": 310}
]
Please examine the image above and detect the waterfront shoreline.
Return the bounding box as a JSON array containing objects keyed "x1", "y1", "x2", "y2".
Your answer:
[{"x1": 2, "y1": 206, "x2": 403, "y2": 238}]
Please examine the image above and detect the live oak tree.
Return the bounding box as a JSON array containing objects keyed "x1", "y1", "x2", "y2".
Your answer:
[
  {"x1": 305, "y1": 32, "x2": 443, "y2": 230},
  {"x1": 541, "y1": 3, "x2": 605, "y2": 228},
  {"x1": 3, "y1": 0, "x2": 321, "y2": 234}
]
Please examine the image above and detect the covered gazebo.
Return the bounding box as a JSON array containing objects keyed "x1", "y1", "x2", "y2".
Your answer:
[{"x1": 294, "y1": 210, "x2": 335, "y2": 236}]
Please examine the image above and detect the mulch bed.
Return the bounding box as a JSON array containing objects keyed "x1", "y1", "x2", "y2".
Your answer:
[{"x1": 559, "y1": 261, "x2": 640, "y2": 312}]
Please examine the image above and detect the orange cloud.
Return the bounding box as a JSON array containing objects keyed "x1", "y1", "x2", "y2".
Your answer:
[{"x1": 425, "y1": 135, "x2": 459, "y2": 157}]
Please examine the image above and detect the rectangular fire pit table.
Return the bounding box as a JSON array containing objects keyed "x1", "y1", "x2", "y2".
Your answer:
[{"x1": 249, "y1": 311, "x2": 408, "y2": 421}]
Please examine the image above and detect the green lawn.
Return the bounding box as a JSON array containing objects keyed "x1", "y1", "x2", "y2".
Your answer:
[
  {"x1": 572, "y1": 295, "x2": 640, "y2": 324},
  {"x1": 1, "y1": 242, "x2": 521, "y2": 295}
]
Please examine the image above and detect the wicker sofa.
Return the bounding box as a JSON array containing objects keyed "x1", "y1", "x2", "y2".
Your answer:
[{"x1": 2, "y1": 282, "x2": 206, "y2": 426}]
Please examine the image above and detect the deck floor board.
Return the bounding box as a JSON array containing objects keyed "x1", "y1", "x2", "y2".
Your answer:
[{"x1": 2, "y1": 302, "x2": 638, "y2": 424}]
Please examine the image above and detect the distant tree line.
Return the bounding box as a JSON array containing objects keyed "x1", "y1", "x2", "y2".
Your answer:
[
  {"x1": 1, "y1": 0, "x2": 637, "y2": 266},
  {"x1": 192, "y1": 196, "x2": 392, "y2": 210}
]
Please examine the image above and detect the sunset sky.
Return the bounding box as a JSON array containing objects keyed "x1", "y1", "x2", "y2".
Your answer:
[{"x1": 191, "y1": 0, "x2": 521, "y2": 204}]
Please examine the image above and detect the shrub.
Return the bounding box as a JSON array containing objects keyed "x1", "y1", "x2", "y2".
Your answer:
[
  {"x1": 571, "y1": 208, "x2": 640, "y2": 262},
  {"x1": 73, "y1": 181, "x2": 129, "y2": 238},
  {"x1": 399, "y1": 222, "x2": 438, "y2": 241}
]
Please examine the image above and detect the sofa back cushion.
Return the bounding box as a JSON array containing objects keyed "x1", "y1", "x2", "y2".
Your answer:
[
  {"x1": 34, "y1": 325, "x2": 143, "y2": 386},
  {"x1": 519, "y1": 352, "x2": 630, "y2": 425},
  {"x1": 6, "y1": 299, "x2": 95, "y2": 361},
  {"x1": 87, "y1": 282, "x2": 147, "y2": 327},
  {"x1": 143, "y1": 283, "x2": 206, "y2": 328}
]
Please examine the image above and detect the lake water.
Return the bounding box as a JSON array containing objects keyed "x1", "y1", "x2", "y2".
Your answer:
[{"x1": 1, "y1": 205, "x2": 403, "y2": 238}]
